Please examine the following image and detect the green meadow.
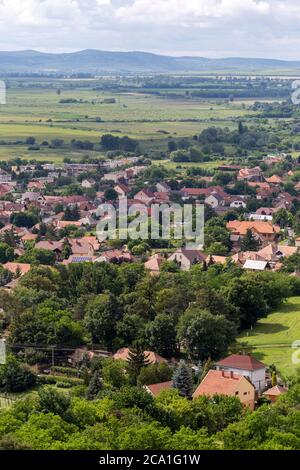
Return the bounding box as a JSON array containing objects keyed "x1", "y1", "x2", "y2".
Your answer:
[
  {"x1": 0, "y1": 85, "x2": 253, "y2": 162},
  {"x1": 238, "y1": 297, "x2": 300, "y2": 377}
]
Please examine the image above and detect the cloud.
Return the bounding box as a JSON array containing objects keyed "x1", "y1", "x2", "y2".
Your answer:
[
  {"x1": 116, "y1": 0, "x2": 270, "y2": 24},
  {"x1": 0, "y1": 0, "x2": 299, "y2": 59}
]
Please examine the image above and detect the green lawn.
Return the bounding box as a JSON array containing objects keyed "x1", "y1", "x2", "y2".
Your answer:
[
  {"x1": 237, "y1": 297, "x2": 300, "y2": 377},
  {"x1": 151, "y1": 159, "x2": 228, "y2": 171}
]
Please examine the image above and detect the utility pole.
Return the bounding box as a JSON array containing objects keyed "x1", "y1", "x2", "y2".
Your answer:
[{"x1": 52, "y1": 347, "x2": 55, "y2": 368}]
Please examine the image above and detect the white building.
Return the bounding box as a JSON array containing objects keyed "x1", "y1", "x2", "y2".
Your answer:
[{"x1": 215, "y1": 354, "x2": 267, "y2": 393}]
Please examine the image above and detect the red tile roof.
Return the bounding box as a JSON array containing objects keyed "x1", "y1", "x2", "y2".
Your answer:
[
  {"x1": 216, "y1": 354, "x2": 266, "y2": 371},
  {"x1": 113, "y1": 348, "x2": 167, "y2": 364},
  {"x1": 146, "y1": 381, "x2": 173, "y2": 397},
  {"x1": 227, "y1": 220, "x2": 280, "y2": 236},
  {"x1": 4, "y1": 262, "x2": 31, "y2": 276},
  {"x1": 263, "y1": 385, "x2": 288, "y2": 397},
  {"x1": 193, "y1": 370, "x2": 250, "y2": 398}
]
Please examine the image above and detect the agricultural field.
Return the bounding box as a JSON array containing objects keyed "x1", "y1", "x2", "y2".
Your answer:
[
  {"x1": 238, "y1": 297, "x2": 300, "y2": 376},
  {"x1": 0, "y1": 83, "x2": 255, "y2": 162}
]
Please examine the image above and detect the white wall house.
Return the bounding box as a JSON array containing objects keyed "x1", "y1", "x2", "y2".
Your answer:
[{"x1": 215, "y1": 354, "x2": 267, "y2": 393}]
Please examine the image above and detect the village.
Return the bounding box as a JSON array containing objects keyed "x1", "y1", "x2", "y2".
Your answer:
[{"x1": 0, "y1": 151, "x2": 299, "y2": 413}]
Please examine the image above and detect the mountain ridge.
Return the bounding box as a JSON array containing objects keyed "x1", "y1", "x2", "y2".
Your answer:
[{"x1": 1, "y1": 49, "x2": 300, "y2": 73}]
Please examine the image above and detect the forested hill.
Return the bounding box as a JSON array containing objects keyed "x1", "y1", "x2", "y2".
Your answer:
[{"x1": 1, "y1": 50, "x2": 300, "y2": 74}]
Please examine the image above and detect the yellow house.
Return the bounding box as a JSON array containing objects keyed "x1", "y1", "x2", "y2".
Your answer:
[{"x1": 193, "y1": 370, "x2": 255, "y2": 410}]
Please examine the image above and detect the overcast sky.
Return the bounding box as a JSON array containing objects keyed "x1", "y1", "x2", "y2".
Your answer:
[{"x1": 1, "y1": 0, "x2": 300, "y2": 59}]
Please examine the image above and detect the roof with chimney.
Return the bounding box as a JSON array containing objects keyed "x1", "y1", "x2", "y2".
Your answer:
[
  {"x1": 215, "y1": 354, "x2": 266, "y2": 371},
  {"x1": 227, "y1": 220, "x2": 280, "y2": 236},
  {"x1": 144, "y1": 253, "x2": 166, "y2": 272},
  {"x1": 192, "y1": 370, "x2": 254, "y2": 399}
]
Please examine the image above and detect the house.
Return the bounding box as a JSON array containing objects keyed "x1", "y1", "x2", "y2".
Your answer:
[
  {"x1": 215, "y1": 354, "x2": 267, "y2": 393},
  {"x1": 265, "y1": 175, "x2": 283, "y2": 185},
  {"x1": 68, "y1": 347, "x2": 111, "y2": 366},
  {"x1": 81, "y1": 179, "x2": 95, "y2": 189},
  {"x1": 153, "y1": 192, "x2": 170, "y2": 203},
  {"x1": 113, "y1": 348, "x2": 167, "y2": 364},
  {"x1": 81, "y1": 236, "x2": 100, "y2": 251},
  {"x1": 237, "y1": 167, "x2": 264, "y2": 183},
  {"x1": 27, "y1": 181, "x2": 46, "y2": 191},
  {"x1": 144, "y1": 253, "x2": 166, "y2": 275},
  {"x1": 68, "y1": 239, "x2": 95, "y2": 257},
  {"x1": 144, "y1": 381, "x2": 173, "y2": 397},
  {"x1": 34, "y1": 240, "x2": 64, "y2": 259},
  {"x1": 95, "y1": 250, "x2": 133, "y2": 264},
  {"x1": 64, "y1": 163, "x2": 99, "y2": 175},
  {"x1": 181, "y1": 188, "x2": 207, "y2": 199},
  {"x1": 156, "y1": 182, "x2": 171, "y2": 193},
  {"x1": 206, "y1": 255, "x2": 228, "y2": 265},
  {"x1": 243, "y1": 260, "x2": 271, "y2": 271},
  {"x1": 63, "y1": 256, "x2": 95, "y2": 264},
  {"x1": 102, "y1": 171, "x2": 127, "y2": 183},
  {"x1": 231, "y1": 251, "x2": 266, "y2": 266},
  {"x1": 21, "y1": 192, "x2": 45, "y2": 205},
  {"x1": 168, "y1": 248, "x2": 206, "y2": 271},
  {"x1": 257, "y1": 243, "x2": 297, "y2": 262},
  {"x1": 205, "y1": 192, "x2": 224, "y2": 209},
  {"x1": 21, "y1": 233, "x2": 38, "y2": 243},
  {"x1": 182, "y1": 186, "x2": 226, "y2": 201},
  {"x1": 256, "y1": 187, "x2": 275, "y2": 200},
  {"x1": 273, "y1": 192, "x2": 294, "y2": 211},
  {"x1": 248, "y1": 214, "x2": 273, "y2": 222},
  {"x1": 227, "y1": 220, "x2": 280, "y2": 246},
  {"x1": 255, "y1": 207, "x2": 275, "y2": 217},
  {"x1": 3, "y1": 262, "x2": 31, "y2": 276},
  {"x1": 0, "y1": 211, "x2": 12, "y2": 224},
  {"x1": 0, "y1": 183, "x2": 15, "y2": 197},
  {"x1": 54, "y1": 220, "x2": 83, "y2": 231},
  {"x1": 224, "y1": 196, "x2": 247, "y2": 209},
  {"x1": 0, "y1": 170, "x2": 12, "y2": 183},
  {"x1": 134, "y1": 189, "x2": 155, "y2": 205},
  {"x1": 192, "y1": 370, "x2": 255, "y2": 410},
  {"x1": 263, "y1": 385, "x2": 288, "y2": 403},
  {"x1": 114, "y1": 183, "x2": 130, "y2": 198}
]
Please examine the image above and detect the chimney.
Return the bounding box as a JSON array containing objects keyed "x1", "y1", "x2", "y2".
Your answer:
[
  {"x1": 230, "y1": 371, "x2": 234, "y2": 379},
  {"x1": 222, "y1": 370, "x2": 225, "y2": 377}
]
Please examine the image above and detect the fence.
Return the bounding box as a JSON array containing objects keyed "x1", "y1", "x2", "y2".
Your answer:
[{"x1": 0, "y1": 394, "x2": 15, "y2": 409}]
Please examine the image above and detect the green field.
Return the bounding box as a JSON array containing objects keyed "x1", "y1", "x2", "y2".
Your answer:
[
  {"x1": 151, "y1": 159, "x2": 228, "y2": 171},
  {"x1": 238, "y1": 297, "x2": 300, "y2": 376},
  {"x1": 0, "y1": 85, "x2": 254, "y2": 162}
]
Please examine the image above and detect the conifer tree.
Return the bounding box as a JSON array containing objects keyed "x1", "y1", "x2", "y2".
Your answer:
[
  {"x1": 200, "y1": 357, "x2": 213, "y2": 382},
  {"x1": 86, "y1": 369, "x2": 103, "y2": 400},
  {"x1": 272, "y1": 370, "x2": 277, "y2": 387},
  {"x1": 127, "y1": 345, "x2": 150, "y2": 385},
  {"x1": 172, "y1": 360, "x2": 193, "y2": 398},
  {"x1": 241, "y1": 229, "x2": 260, "y2": 252}
]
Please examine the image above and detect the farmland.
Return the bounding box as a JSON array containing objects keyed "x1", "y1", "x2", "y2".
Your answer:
[{"x1": 0, "y1": 83, "x2": 255, "y2": 162}]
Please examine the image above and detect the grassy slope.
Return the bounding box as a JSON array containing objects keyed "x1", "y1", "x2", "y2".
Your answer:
[{"x1": 237, "y1": 297, "x2": 300, "y2": 376}]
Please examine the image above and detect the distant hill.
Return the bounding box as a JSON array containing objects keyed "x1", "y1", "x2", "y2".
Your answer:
[{"x1": 1, "y1": 50, "x2": 300, "y2": 74}]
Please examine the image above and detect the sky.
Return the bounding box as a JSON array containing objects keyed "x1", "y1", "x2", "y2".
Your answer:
[{"x1": 1, "y1": 0, "x2": 300, "y2": 59}]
